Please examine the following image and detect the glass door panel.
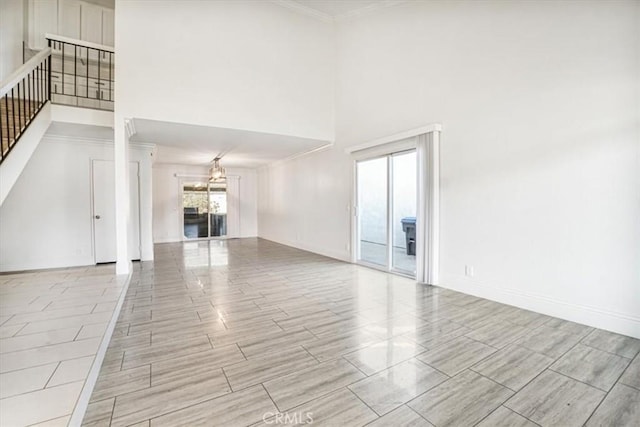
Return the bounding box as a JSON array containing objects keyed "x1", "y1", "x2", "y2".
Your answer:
[
  {"x1": 392, "y1": 151, "x2": 417, "y2": 274},
  {"x1": 183, "y1": 182, "x2": 209, "y2": 238},
  {"x1": 357, "y1": 157, "x2": 388, "y2": 266},
  {"x1": 209, "y1": 181, "x2": 227, "y2": 237}
]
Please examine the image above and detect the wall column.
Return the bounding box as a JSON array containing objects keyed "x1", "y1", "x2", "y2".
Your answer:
[{"x1": 114, "y1": 118, "x2": 131, "y2": 275}]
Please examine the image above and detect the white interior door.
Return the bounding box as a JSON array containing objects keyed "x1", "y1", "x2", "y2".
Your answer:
[{"x1": 92, "y1": 160, "x2": 141, "y2": 263}]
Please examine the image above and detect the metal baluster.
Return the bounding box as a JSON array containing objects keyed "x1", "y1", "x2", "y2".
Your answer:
[
  {"x1": 5, "y1": 95, "x2": 10, "y2": 146},
  {"x1": 28, "y1": 70, "x2": 32, "y2": 118},
  {"x1": 98, "y1": 48, "x2": 101, "y2": 103},
  {"x1": 74, "y1": 45, "x2": 77, "y2": 97},
  {"x1": 11, "y1": 88, "x2": 16, "y2": 145},
  {"x1": 109, "y1": 52, "x2": 112, "y2": 101},
  {"x1": 0, "y1": 95, "x2": 4, "y2": 160},
  {"x1": 86, "y1": 47, "x2": 89, "y2": 100},
  {"x1": 17, "y1": 82, "x2": 23, "y2": 131},
  {"x1": 48, "y1": 41, "x2": 52, "y2": 100}
]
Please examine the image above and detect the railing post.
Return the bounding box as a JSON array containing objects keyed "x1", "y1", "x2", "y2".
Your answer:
[{"x1": 48, "y1": 39, "x2": 52, "y2": 101}]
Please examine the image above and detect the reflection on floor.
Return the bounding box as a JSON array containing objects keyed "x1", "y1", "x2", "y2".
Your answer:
[
  {"x1": 0, "y1": 264, "x2": 123, "y2": 426},
  {"x1": 82, "y1": 238, "x2": 639, "y2": 426},
  {"x1": 360, "y1": 240, "x2": 416, "y2": 273}
]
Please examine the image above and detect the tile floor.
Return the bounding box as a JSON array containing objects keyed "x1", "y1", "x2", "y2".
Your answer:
[
  {"x1": 2, "y1": 238, "x2": 639, "y2": 426},
  {"x1": 0, "y1": 264, "x2": 123, "y2": 426},
  {"x1": 80, "y1": 238, "x2": 639, "y2": 427}
]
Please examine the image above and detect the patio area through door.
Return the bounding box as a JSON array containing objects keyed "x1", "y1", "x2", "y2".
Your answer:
[{"x1": 356, "y1": 150, "x2": 417, "y2": 276}]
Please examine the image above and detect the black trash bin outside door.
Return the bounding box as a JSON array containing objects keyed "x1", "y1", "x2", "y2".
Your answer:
[{"x1": 401, "y1": 217, "x2": 416, "y2": 255}]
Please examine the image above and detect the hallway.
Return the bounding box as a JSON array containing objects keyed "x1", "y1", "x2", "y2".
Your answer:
[{"x1": 82, "y1": 239, "x2": 639, "y2": 426}]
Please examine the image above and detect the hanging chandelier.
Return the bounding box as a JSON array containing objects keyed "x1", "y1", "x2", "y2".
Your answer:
[{"x1": 209, "y1": 157, "x2": 226, "y2": 182}]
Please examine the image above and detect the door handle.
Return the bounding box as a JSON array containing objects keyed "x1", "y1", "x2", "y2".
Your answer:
[{"x1": 94, "y1": 215, "x2": 101, "y2": 219}]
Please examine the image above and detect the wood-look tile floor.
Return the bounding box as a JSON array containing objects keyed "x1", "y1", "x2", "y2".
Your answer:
[
  {"x1": 0, "y1": 264, "x2": 123, "y2": 426},
  {"x1": 84, "y1": 239, "x2": 640, "y2": 427}
]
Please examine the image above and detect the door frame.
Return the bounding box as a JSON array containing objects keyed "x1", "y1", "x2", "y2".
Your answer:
[
  {"x1": 353, "y1": 149, "x2": 417, "y2": 278},
  {"x1": 179, "y1": 177, "x2": 230, "y2": 241},
  {"x1": 349, "y1": 125, "x2": 441, "y2": 284}
]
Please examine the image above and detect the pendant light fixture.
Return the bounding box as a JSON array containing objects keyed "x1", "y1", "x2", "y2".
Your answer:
[{"x1": 209, "y1": 157, "x2": 226, "y2": 182}]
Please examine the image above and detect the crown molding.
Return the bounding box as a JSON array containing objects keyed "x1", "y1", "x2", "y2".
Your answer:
[
  {"x1": 124, "y1": 118, "x2": 137, "y2": 139},
  {"x1": 271, "y1": 0, "x2": 407, "y2": 23},
  {"x1": 334, "y1": 0, "x2": 407, "y2": 22},
  {"x1": 271, "y1": 0, "x2": 333, "y2": 23}
]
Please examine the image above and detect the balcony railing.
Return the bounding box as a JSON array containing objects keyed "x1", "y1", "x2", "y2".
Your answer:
[
  {"x1": 0, "y1": 49, "x2": 51, "y2": 164},
  {"x1": 46, "y1": 34, "x2": 114, "y2": 112}
]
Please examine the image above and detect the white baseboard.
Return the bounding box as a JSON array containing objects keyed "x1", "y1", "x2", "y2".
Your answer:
[
  {"x1": 439, "y1": 275, "x2": 640, "y2": 339},
  {"x1": 153, "y1": 237, "x2": 183, "y2": 244},
  {"x1": 0, "y1": 257, "x2": 95, "y2": 273},
  {"x1": 258, "y1": 234, "x2": 351, "y2": 263}
]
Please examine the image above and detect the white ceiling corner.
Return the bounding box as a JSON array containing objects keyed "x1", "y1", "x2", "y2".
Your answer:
[{"x1": 274, "y1": 0, "x2": 407, "y2": 22}]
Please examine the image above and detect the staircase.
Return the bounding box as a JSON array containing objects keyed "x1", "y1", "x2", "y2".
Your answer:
[
  {"x1": 1, "y1": 98, "x2": 41, "y2": 159},
  {"x1": 1, "y1": 35, "x2": 116, "y2": 205},
  {"x1": 0, "y1": 48, "x2": 50, "y2": 164}
]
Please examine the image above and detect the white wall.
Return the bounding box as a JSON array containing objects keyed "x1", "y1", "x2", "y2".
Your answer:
[
  {"x1": 0, "y1": 0, "x2": 25, "y2": 81},
  {"x1": 153, "y1": 164, "x2": 258, "y2": 243},
  {"x1": 0, "y1": 135, "x2": 154, "y2": 272},
  {"x1": 258, "y1": 0, "x2": 640, "y2": 337},
  {"x1": 115, "y1": 0, "x2": 334, "y2": 141}
]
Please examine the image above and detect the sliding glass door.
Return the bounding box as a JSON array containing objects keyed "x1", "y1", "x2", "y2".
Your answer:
[
  {"x1": 357, "y1": 157, "x2": 388, "y2": 266},
  {"x1": 356, "y1": 150, "x2": 417, "y2": 276},
  {"x1": 183, "y1": 181, "x2": 227, "y2": 239}
]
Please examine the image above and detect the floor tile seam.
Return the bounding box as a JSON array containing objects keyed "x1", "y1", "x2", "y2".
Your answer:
[
  {"x1": 219, "y1": 365, "x2": 234, "y2": 394},
  {"x1": 502, "y1": 349, "x2": 607, "y2": 427},
  {"x1": 596, "y1": 347, "x2": 640, "y2": 395},
  {"x1": 298, "y1": 344, "x2": 322, "y2": 364},
  {"x1": 494, "y1": 403, "x2": 544, "y2": 427},
  {"x1": 0, "y1": 314, "x2": 15, "y2": 327},
  {"x1": 0, "y1": 330, "x2": 94, "y2": 354},
  {"x1": 0, "y1": 352, "x2": 99, "y2": 376},
  {"x1": 260, "y1": 382, "x2": 284, "y2": 414},
  {"x1": 577, "y1": 338, "x2": 638, "y2": 360},
  {"x1": 547, "y1": 364, "x2": 625, "y2": 393},
  {"x1": 267, "y1": 382, "x2": 355, "y2": 415},
  {"x1": 355, "y1": 356, "x2": 453, "y2": 416},
  {"x1": 467, "y1": 367, "x2": 518, "y2": 393},
  {"x1": 457, "y1": 332, "x2": 503, "y2": 350},
  {"x1": 581, "y1": 373, "x2": 619, "y2": 426},
  {"x1": 104, "y1": 394, "x2": 117, "y2": 427},
  {"x1": 21, "y1": 412, "x2": 70, "y2": 427},
  {"x1": 343, "y1": 385, "x2": 384, "y2": 418},
  {"x1": 0, "y1": 366, "x2": 86, "y2": 402},
  {"x1": 119, "y1": 341, "x2": 220, "y2": 370},
  {"x1": 616, "y1": 380, "x2": 640, "y2": 393},
  {"x1": 340, "y1": 355, "x2": 371, "y2": 379},
  {"x1": 470, "y1": 404, "x2": 533, "y2": 427},
  {"x1": 417, "y1": 341, "x2": 500, "y2": 378}
]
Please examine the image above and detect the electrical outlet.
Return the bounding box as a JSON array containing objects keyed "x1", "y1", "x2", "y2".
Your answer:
[{"x1": 465, "y1": 265, "x2": 474, "y2": 277}]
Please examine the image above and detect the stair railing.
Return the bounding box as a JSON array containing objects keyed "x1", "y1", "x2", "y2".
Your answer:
[
  {"x1": 0, "y1": 48, "x2": 51, "y2": 164},
  {"x1": 46, "y1": 34, "x2": 115, "y2": 112}
]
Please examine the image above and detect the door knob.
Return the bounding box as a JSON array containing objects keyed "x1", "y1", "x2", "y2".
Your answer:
[{"x1": 95, "y1": 215, "x2": 101, "y2": 219}]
